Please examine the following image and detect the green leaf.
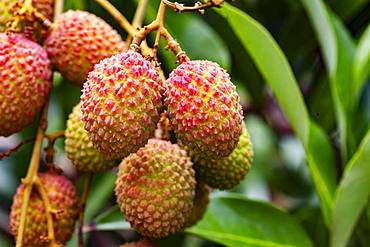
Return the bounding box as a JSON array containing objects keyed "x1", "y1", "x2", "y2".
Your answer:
[
  {"x1": 353, "y1": 23, "x2": 370, "y2": 100},
  {"x1": 216, "y1": 3, "x2": 337, "y2": 224},
  {"x1": 67, "y1": 173, "x2": 116, "y2": 247},
  {"x1": 300, "y1": 0, "x2": 356, "y2": 161},
  {"x1": 331, "y1": 129, "x2": 370, "y2": 247},
  {"x1": 85, "y1": 221, "x2": 131, "y2": 233},
  {"x1": 187, "y1": 194, "x2": 314, "y2": 247}
]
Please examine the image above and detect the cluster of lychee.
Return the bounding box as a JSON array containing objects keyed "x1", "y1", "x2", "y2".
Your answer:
[{"x1": 1, "y1": 2, "x2": 253, "y2": 246}]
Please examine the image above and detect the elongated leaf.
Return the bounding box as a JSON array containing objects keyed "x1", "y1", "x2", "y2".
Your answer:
[
  {"x1": 216, "y1": 3, "x2": 337, "y2": 224},
  {"x1": 353, "y1": 23, "x2": 370, "y2": 99},
  {"x1": 301, "y1": 0, "x2": 356, "y2": 161},
  {"x1": 331, "y1": 129, "x2": 370, "y2": 247},
  {"x1": 187, "y1": 194, "x2": 314, "y2": 247}
]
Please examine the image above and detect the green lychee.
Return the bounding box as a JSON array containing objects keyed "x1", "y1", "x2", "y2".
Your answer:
[
  {"x1": 10, "y1": 172, "x2": 78, "y2": 247},
  {"x1": 81, "y1": 51, "x2": 164, "y2": 160},
  {"x1": 115, "y1": 139, "x2": 196, "y2": 238},
  {"x1": 165, "y1": 60, "x2": 243, "y2": 160},
  {"x1": 194, "y1": 124, "x2": 253, "y2": 190},
  {"x1": 45, "y1": 10, "x2": 125, "y2": 86},
  {"x1": 65, "y1": 102, "x2": 117, "y2": 172},
  {"x1": 0, "y1": 33, "x2": 51, "y2": 137}
]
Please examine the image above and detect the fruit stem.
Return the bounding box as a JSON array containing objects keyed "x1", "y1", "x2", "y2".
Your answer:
[
  {"x1": 131, "y1": 0, "x2": 189, "y2": 63},
  {"x1": 92, "y1": 0, "x2": 160, "y2": 65},
  {"x1": 126, "y1": 0, "x2": 148, "y2": 44},
  {"x1": 54, "y1": 0, "x2": 64, "y2": 19},
  {"x1": 44, "y1": 130, "x2": 65, "y2": 165},
  {"x1": 94, "y1": 0, "x2": 136, "y2": 35},
  {"x1": 152, "y1": 1, "x2": 166, "y2": 60},
  {"x1": 8, "y1": 0, "x2": 34, "y2": 32},
  {"x1": 15, "y1": 104, "x2": 49, "y2": 247},
  {"x1": 163, "y1": 0, "x2": 224, "y2": 14},
  {"x1": 78, "y1": 173, "x2": 94, "y2": 247},
  {"x1": 34, "y1": 177, "x2": 57, "y2": 246},
  {"x1": 160, "y1": 26, "x2": 189, "y2": 63}
]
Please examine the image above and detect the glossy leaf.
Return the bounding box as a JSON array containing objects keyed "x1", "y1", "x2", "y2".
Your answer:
[
  {"x1": 216, "y1": 3, "x2": 337, "y2": 224},
  {"x1": 353, "y1": 23, "x2": 370, "y2": 100},
  {"x1": 331, "y1": 129, "x2": 370, "y2": 247},
  {"x1": 187, "y1": 194, "x2": 314, "y2": 247},
  {"x1": 301, "y1": 0, "x2": 356, "y2": 161}
]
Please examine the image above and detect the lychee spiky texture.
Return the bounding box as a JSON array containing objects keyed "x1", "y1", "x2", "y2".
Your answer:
[
  {"x1": 81, "y1": 51, "x2": 164, "y2": 160},
  {"x1": 194, "y1": 125, "x2": 253, "y2": 190},
  {"x1": 0, "y1": 33, "x2": 51, "y2": 137},
  {"x1": 10, "y1": 172, "x2": 78, "y2": 247},
  {"x1": 45, "y1": 10, "x2": 125, "y2": 86},
  {"x1": 65, "y1": 102, "x2": 117, "y2": 172},
  {"x1": 115, "y1": 139, "x2": 196, "y2": 238},
  {"x1": 165, "y1": 60, "x2": 243, "y2": 159},
  {"x1": 0, "y1": 0, "x2": 54, "y2": 32},
  {"x1": 186, "y1": 182, "x2": 211, "y2": 227},
  {"x1": 120, "y1": 240, "x2": 156, "y2": 247}
]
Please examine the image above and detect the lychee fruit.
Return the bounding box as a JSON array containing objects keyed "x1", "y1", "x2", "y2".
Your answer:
[
  {"x1": 194, "y1": 124, "x2": 253, "y2": 190},
  {"x1": 10, "y1": 172, "x2": 78, "y2": 247},
  {"x1": 120, "y1": 239, "x2": 156, "y2": 247},
  {"x1": 115, "y1": 139, "x2": 196, "y2": 238},
  {"x1": 186, "y1": 182, "x2": 211, "y2": 227},
  {"x1": 0, "y1": 0, "x2": 54, "y2": 32},
  {"x1": 165, "y1": 60, "x2": 243, "y2": 159},
  {"x1": 65, "y1": 102, "x2": 118, "y2": 172},
  {"x1": 81, "y1": 51, "x2": 164, "y2": 160},
  {"x1": 0, "y1": 33, "x2": 51, "y2": 137},
  {"x1": 45, "y1": 10, "x2": 125, "y2": 86}
]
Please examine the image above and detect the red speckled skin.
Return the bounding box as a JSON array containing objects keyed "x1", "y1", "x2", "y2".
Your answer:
[
  {"x1": 115, "y1": 139, "x2": 196, "y2": 238},
  {"x1": 165, "y1": 60, "x2": 243, "y2": 159},
  {"x1": 81, "y1": 51, "x2": 164, "y2": 160},
  {"x1": 45, "y1": 10, "x2": 125, "y2": 86},
  {"x1": 10, "y1": 173, "x2": 78, "y2": 247},
  {"x1": 0, "y1": 33, "x2": 51, "y2": 137}
]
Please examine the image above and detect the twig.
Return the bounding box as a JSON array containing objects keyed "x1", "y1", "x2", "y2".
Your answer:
[
  {"x1": 163, "y1": 0, "x2": 223, "y2": 14},
  {"x1": 8, "y1": 0, "x2": 34, "y2": 32},
  {"x1": 94, "y1": 0, "x2": 136, "y2": 35},
  {"x1": 93, "y1": 0, "x2": 166, "y2": 81},
  {"x1": 44, "y1": 130, "x2": 65, "y2": 165},
  {"x1": 0, "y1": 137, "x2": 35, "y2": 161},
  {"x1": 130, "y1": 0, "x2": 189, "y2": 63},
  {"x1": 15, "y1": 104, "x2": 49, "y2": 247},
  {"x1": 54, "y1": 0, "x2": 64, "y2": 20},
  {"x1": 78, "y1": 173, "x2": 94, "y2": 247},
  {"x1": 126, "y1": 0, "x2": 148, "y2": 44},
  {"x1": 34, "y1": 176, "x2": 57, "y2": 246},
  {"x1": 160, "y1": 26, "x2": 189, "y2": 63}
]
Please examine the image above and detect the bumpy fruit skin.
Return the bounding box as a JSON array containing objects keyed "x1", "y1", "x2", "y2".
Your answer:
[
  {"x1": 194, "y1": 125, "x2": 253, "y2": 190},
  {"x1": 0, "y1": 0, "x2": 54, "y2": 32},
  {"x1": 0, "y1": 33, "x2": 51, "y2": 137},
  {"x1": 65, "y1": 102, "x2": 117, "y2": 172},
  {"x1": 186, "y1": 182, "x2": 211, "y2": 227},
  {"x1": 165, "y1": 60, "x2": 243, "y2": 159},
  {"x1": 45, "y1": 10, "x2": 125, "y2": 86},
  {"x1": 120, "y1": 240, "x2": 156, "y2": 247},
  {"x1": 115, "y1": 139, "x2": 196, "y2": 238},
  {"x1": 81, "y1": 51, "x2": 164, "y2": 160},
  {"x1": 10, "y1": 173, "x2": 78, "y2": 246}
]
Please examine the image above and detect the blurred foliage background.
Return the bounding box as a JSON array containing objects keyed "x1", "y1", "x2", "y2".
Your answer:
[{"x1": 1, "y1": 0, "x2": 370, "y2": 246}]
